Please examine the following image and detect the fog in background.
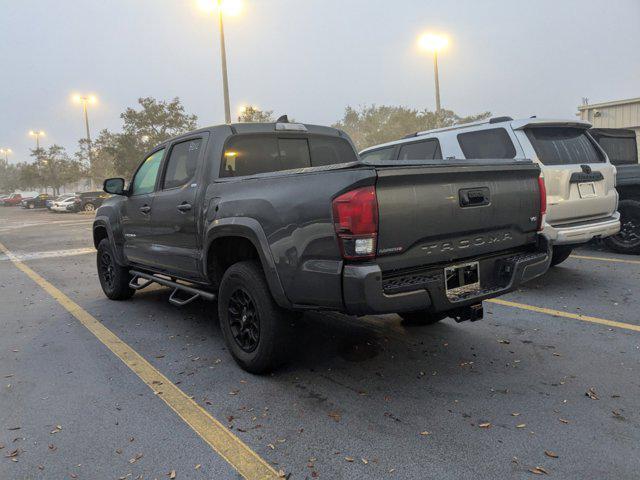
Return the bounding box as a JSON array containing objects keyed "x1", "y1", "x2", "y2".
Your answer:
[{"x1": 2, "y1": 0, "x2": 639, "y2": 163}]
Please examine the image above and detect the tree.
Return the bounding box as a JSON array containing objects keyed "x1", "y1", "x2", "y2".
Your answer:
[
  {"x1": 31, "y1": 145, "x2": 82, "y2": 195},
  {"x1": 238, "y1": 106, "x2": 274, "y2": 123},
  {"x1": 75, "y1": 132, "x2": 118, "y2": 185},
  {"x1": 0, "y1": 160, "x2": 20, "y2": 193},
  {"x1": 105, "y1": 97, "x2": 198, "y2": 178},
  {"x1": 333, "y1": 105, "x2": 491, "y2": 151}
]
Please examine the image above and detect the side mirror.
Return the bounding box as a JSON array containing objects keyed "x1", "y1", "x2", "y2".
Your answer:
[{"x1": 103, "y1": 178, "x2": 126, "y2": 195}]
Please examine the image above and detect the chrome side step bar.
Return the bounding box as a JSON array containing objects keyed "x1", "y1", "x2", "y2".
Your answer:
[{"x1": 129, "y1": 270, "x2": 216, "y2": 306}]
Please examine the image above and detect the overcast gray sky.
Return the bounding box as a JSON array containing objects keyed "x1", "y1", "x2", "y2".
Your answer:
[{"x1": 1, "y1": 0, "x2": 639, "y2": 164}]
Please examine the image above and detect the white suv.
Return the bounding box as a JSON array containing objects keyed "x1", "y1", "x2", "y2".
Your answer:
[{"x1": 360, "y1": 117, "x2": 620, "y2": 266}]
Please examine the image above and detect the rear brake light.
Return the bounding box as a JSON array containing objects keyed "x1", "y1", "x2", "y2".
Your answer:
[
  {"x1": 332, "y1": 186, "x2": 378, "y2": 260},
  {"x1": 537, "y1": 176, "x2": 547, "y2": 232}
]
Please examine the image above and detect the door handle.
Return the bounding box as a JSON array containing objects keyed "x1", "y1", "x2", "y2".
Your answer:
[
  {"x1": 139, "y1": 205, "x2": 151, "y2": 214},
  {"x1": 177, "y1": 203, "x2": 192, "y2": 212}
]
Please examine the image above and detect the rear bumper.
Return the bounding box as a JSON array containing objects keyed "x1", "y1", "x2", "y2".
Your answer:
[
  {"x1": 543, "y1": 212, "x2": 620, "y2": 245},
  {"x1": 342, "y1": 237, "x2": 551, "y2": 316}
]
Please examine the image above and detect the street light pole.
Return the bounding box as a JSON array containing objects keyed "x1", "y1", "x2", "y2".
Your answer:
[
  {"x1": 73, "y1": 94, "x2": 96, "y2": 188},
  {"x1": 217, "y1": 0, "x2": 231, "y2": 124},
  {"x1": 433, "y1": 51, "x2": 441, "y2": 113},
  {"x1": 0, "y1": 148, "x2": 12, "y2": 162},
  {"x1": 29, "y1": 130, "x2": 45, "y2": 151},
  {"x1": 418, "y1": 33, "x2": 448, "y2": 115}
]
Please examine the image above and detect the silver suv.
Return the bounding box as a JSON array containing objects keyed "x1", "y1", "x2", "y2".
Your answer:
[{"x1": 360, "y1": 117, "x2": 620, "y2": 266}]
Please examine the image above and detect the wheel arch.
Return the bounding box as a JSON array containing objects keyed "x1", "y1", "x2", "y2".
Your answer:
[
  {"x1": 93, "y1": 216, "x2": 127, "y2": 266},
  {"x1": 203, "y1": 218, "x2": 291, "y2": 309}
]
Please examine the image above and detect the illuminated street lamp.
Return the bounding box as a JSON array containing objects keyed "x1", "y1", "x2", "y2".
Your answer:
[
  {"x1": 418, "y1": 33, "x2": 449, "y2": 112},
  {"x1": 29, "y1": 130, "x2": 45, "y2": 150},
  {"x1": 0, "y1": 148, "x2": 12, "y2": 162},
  {"x1": 198, "y1": 0, "x2": 243, "y2": 124},
  {"x1": 72, "y1": 93, "x2": 97, "y2": 162}
]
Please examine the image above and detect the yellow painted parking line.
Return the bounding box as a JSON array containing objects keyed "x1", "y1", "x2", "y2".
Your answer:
[
  {"x1": 488, "y1": 298, "x2": 640, "y2": 332},
  {"x1": 0, "y1": 241, "x2": 280, "y2": 480},
  {"x1": 570, "y1": 254, "x2": 640, "y2": 266}
]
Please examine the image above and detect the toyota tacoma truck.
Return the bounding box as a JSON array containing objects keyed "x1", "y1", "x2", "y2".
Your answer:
[{"x1": 93, "y1": 120, "x2": 550, "y2": 373}]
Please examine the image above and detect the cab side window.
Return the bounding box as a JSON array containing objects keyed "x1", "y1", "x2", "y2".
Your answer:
[
  {"x1": 131, "y1": 149, "x2": 165, "y2": 195},
  {"x1": 398, "y1": 139, "x2": 442, "y2": 160},
  {"x1": 162, "y1": 139, "x2": 202, "y2": 189},
  {"x1": 359, "y1": 146, "x2": 395, "y2": 162}
]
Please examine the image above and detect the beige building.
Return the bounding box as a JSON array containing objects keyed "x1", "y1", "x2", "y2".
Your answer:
[{"x1": 578, "y1": 97, "x2": 640, "y2": 162}]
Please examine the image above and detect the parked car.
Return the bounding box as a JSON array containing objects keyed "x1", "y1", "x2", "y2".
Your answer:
[
  {"x1": 22, "y1": 193, "x2": 51, "y2": 209},
  {"x1": 1, "y1": 193, "x2": 24, "y2": 206},
  {"x1": 94, "y1": 120, "x2": 550, "y2": 373},
  {"x1": 50, "y1": 194, "x2": 80, "y2": 213},
  {"x1": 360, "y1": 117, "x2": 621, "y2": 266},
  {"x1": 590, "y1": 128, "x2": 640, "y2": 254},
  {"x1": 45, "y1": 194, "x2": 75, "y2": 210},
  {"x1": 75, "y1": 191, "x2": 110, "y2": 212}
]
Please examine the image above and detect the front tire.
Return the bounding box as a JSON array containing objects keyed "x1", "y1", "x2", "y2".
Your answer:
[
  {"x1": 550, "y1": 245, "x2": 573, "y2": 266},
  {"x1": 218, "y1": 261, "x2": 293, "y2": 374},
  {"x1": 604, "y1": 200, "x2": 640, "y2": 255},
  {"x1": 398, "y1": 310, "x2": 445, "y2": 325},
  {"x1": 96, "y1": 239, "x2": 135, "y2": 300}
]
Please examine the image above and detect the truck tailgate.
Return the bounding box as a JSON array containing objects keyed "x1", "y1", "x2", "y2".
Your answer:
[{"x1": 373, "y1": 160, "x2": 542, "y2": 270}]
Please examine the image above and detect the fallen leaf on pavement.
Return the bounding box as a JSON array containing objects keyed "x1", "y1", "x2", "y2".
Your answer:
[
  {"x1": 345, "y1": 456, "x2": 354, "y2": 462},
  {"x1": 328, "y1": 411, "x2": 341, "y2": 422},
  {"x1": 168, "y1": 470, "x2": 176, "y2": 479},
  {"x1": 6, "y1": 448, "x2": 19, "y2": 458},
  {"x1": 558, "y1": 418, "x2": 569, "y2": 424},
  {"x1": 528, "y1": 466, "x2": 548, "y2": 475},
  {"x1": 516, "y1": 424, "x2": 526, "y2": 428},
  {"x1": 544, "y1": 450, "x2": 558, "y2": 458},
  {"x1": 585, "y1": 388, "x2": 598, "y2": 400},
  {"x1": 479, "y1": 422, "x2": 491, "y2": 428},
  {"x1": 420, "y1": 431, "x2": 430, "y2": 436},
  {"x1": 129, "y1": 453, "x2": 143, "y2": 464}
]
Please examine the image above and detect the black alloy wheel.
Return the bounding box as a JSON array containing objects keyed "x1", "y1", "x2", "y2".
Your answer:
[
  {"x1": 227, "y1": 288, "x2": 260, "y2": 353},
  {"x1": 99, "y1": 250, "x2": 115, "y2": 290}
]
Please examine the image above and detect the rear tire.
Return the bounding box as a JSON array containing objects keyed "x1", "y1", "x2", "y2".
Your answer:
[
  {"x1": 218, "y1": 260, "x2": 293, "y2": 374},
  {"x1": 603, "y1": 200, "x2": 640, "y2": 255},
  {"x1": 398, "y1": 310, "x2": 445, "y2": 325},
  {"x1": 96, "y1": 239, "x2": 135, "y2": 300},
  {"x1": 550, "y1": 245, "x2": 573, "y2": 266},
  {"x1": 84, "y1": 203, "x2": 95, "y2": 212}
]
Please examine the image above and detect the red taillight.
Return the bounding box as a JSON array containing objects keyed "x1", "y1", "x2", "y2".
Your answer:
[
  {"x1": 537, "y1": 176, "x2": 547, "y2": 231},
  {"x1": 332, "y1": 186, "x2": 378, "y2": 260}
]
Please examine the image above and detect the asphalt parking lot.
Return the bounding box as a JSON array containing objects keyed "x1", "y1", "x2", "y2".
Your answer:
[{"x1": 1, "y1": 206, "x2": 639, "y2": 480}]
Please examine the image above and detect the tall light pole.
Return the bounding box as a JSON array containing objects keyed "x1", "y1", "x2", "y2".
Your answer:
[
  {"x1": 73, "y1": 94, "x2": 97, "y2": 175},
  {"x1": 0, "y1": 148, "x2": 11, "y2": 162},
  {"x1": 29, "y1": 130, "x2": 45, "y2": 150},
  {"x1": 198, "y1": 0, "x2": 242, "y2": 124},
  {"x1": 418, "y1": 33, "x2": 449, "y2": 113}
]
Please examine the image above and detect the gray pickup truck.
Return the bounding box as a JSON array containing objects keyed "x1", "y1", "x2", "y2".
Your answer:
[{"x1": 94, "y1": 120, "x2": 550, "y2": 372}]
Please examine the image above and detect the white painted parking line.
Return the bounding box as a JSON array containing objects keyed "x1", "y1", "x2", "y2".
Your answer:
[
  {"x1": 0, "y1": 219, "x2": 93, "y2": 233},
  {"x1": 0, "y1": 247, "x2": 95, "y2": 262}
]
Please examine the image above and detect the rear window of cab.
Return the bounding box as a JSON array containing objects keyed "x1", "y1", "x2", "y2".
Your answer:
[{"x1": 220, "y1": 134, "x2": 357, "y2": 177}]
